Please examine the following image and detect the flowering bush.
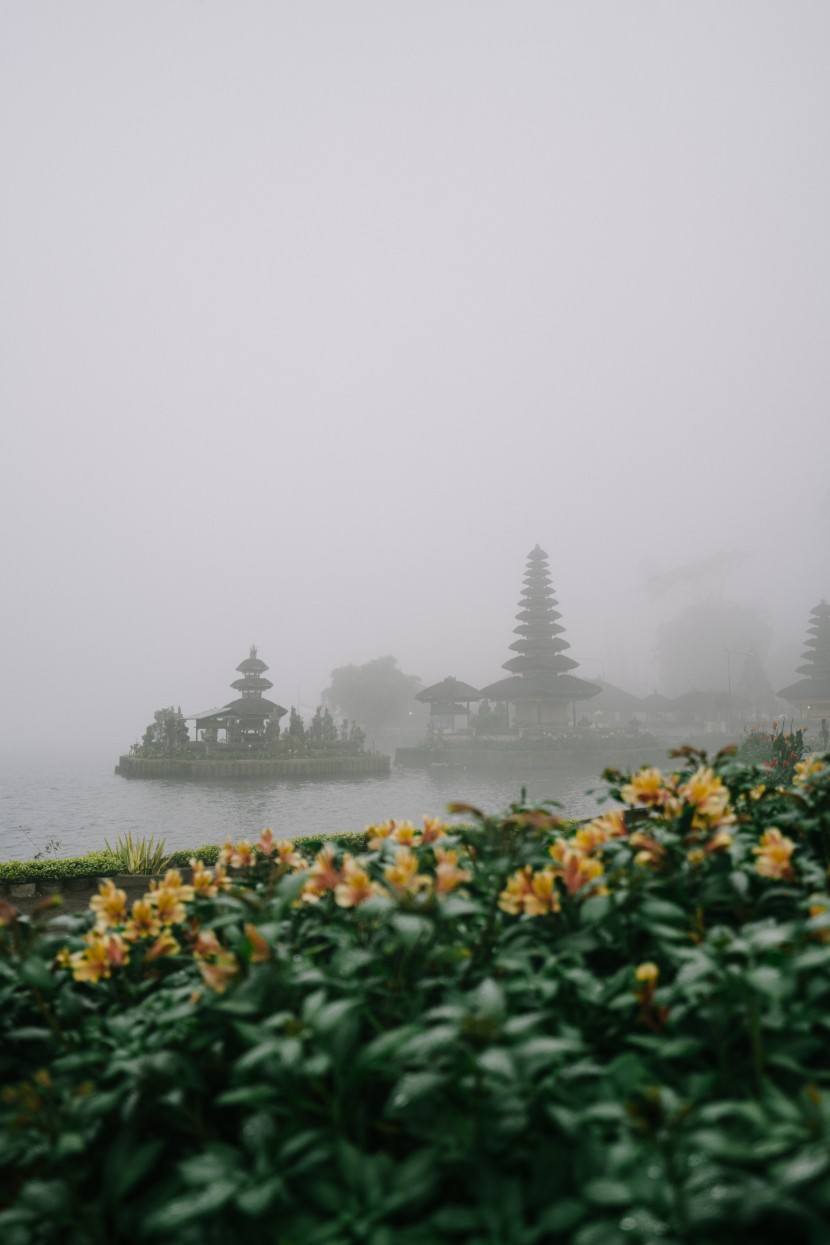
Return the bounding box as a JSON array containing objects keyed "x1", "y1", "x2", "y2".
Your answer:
[{"x1": 3, "y1": 746, "x2": 830, "y2": 1242}]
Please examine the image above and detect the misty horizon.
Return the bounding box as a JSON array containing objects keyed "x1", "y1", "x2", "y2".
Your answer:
[{"x1": 2, "y1": 3, "x2": 829, "y2": 754}]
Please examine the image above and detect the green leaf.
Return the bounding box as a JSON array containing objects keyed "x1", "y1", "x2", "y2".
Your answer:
[
  {"x1": 235, "y1": 1175, "x2": 286, "y2": 1216},
  {"x1": 110, "y1": 1140, "x2": 165, "y2": 1201},
  {"x1": 582, "y1": 1178, "x2": 632, "y2": 1207},
  {"x1": 388, "y1": 1072, "x2": 445, "y2": 1112},
  {"x1": 142, "y1": 1180, "x2": 239, "y2": 1233}
]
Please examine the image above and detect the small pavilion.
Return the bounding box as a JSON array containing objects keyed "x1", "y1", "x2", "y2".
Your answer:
[
  {"x1": 778, "y1": 600, "x2": 830, "y2": 719},
  {"x1": 415, "y1": 676, "x2": 481, "y2": 733},
  {"x1": 188, "y1": 646, "x2": 288, "y2": 745},
  {"x1": 479, "y1": 545, "x2": 600, "y2": 727}
]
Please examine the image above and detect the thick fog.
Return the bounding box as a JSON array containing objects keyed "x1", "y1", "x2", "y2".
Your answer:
[{"x1": 2, "y1": 2, "x2": 829, "y2": 755}]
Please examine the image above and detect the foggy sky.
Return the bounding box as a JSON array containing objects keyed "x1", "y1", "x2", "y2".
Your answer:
[{"x1": 2, "y1": 1, "x2": 829, "y2": 753}]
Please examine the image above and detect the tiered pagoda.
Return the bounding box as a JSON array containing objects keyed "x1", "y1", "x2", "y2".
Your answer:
[
  {"x1": 190, "y1": 646, "x2": 287, "y2": 744},
  {"x1": 479, "y1": 545, "x2": 600, "y2": 727},
  {"x1": 778, "y1": 600, "x2": 830, "y2": 717}
]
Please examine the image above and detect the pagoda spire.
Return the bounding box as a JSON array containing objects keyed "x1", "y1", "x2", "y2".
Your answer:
[
  {"x1": 478, "y1": 545, "x2": 600, "y2": 727},
  {"x1": 778, "y1": 600, "x2": 830, "y2": 715},
  {"x1": 231, "y1": 643, "x2": 274, "y2": 698}
]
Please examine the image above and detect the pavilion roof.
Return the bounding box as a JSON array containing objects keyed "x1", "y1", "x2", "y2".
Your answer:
[{"x1": 415, "y1": 677, "x2": 481, "y2": 703}]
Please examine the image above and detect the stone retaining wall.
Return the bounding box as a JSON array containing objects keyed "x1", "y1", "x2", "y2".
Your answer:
[{"x1": 115, "y1": 754, "x2": 390, "y2": 780}]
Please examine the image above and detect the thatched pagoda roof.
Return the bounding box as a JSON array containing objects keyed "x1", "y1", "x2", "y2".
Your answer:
[
  {"x1": 415, "y1": 677, "x2": 481, "y2": 703},
  {"x1": 479, "y1": 672, "x2": 601, "y2": 702},
  {"x1": 236, "y1": 644, "x2": 269, "y2": 674}
]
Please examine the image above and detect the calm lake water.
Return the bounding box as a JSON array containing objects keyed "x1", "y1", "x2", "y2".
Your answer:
[{"x1": 0, "y1": 751, "x2": 637, "y2": 862}]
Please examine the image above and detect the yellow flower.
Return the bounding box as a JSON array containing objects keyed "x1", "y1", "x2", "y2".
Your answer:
[
  {"x1": 218, "y1": 839, "x2": 235, "y2": 867},
  {"x1": 230, "y1": 840, "x2": 256, "y2": 870},
  {"x1": 794, "y1": 758, "x2": 824, "y2": 787},
  {"x1": 433, "y1": 848, "x2": 472, "y2": 895},
  {"x1": 808, "y1": 897, "x2": 830, "y2": 943},
  {"x1": 151, "y1": 888, "x2": 189, "y2": 927},
  {"x1": 678, "y1": 767, "x2": 734, "y2": 829},
  {"x1": 274, "y1": 840, "x2": 307, "y2": 871},
  {"x1": 334, "y1": 855, "x2": 386, "y2": 908},
  {"x1": 69, "y1": 933, "x2": 129, "y2": 983},
  {"x1": 498, "y1": 866, "x2": 560, "y2": 917},
  {"x1": 123, "y1": 898, "x2": 161, "y2": 942},
  {"x1": 754, "y1": 828, "x2": 796, "y2": 881},
  {"x1": 383, "y1": 846, "x2": 430, "y2": 895},
  {"x1": 621, "y1": 767, "x2": 674, "y2": 808},
  {"x1": 635, "y1": 962, "x2": 659, "y2": 985},
  {"x1": 190, "y1": 859, "x2": 220, "y2": 899},
  {"x1": 90, "y1": 880, "x2": 128, "y2": 930},
  {"x1": 366, "y1": 820, "x2": 396, "y2": 850}
]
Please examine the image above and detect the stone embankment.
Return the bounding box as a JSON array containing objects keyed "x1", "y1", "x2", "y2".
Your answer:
[
  {"x1": 115, "y1": 754, "x2": 390, "y2": 780},
  {"x1": 3, "y1": 873, "x2": 172, "y2": 917}
]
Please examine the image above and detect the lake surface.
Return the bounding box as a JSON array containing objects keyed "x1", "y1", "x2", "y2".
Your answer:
[{"x1": 0, "y1": 750, "x2": 633, "y2": 862}]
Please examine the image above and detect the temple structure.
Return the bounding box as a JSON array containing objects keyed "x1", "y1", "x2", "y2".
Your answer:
[
  {"x1": 778, "y1": 600, "x2": 830, "y2": 718},
  {"x1": 415, "y1": 676, "x2": 481, "y2": 733},
  {"x1": 479, "y1": 545, "x2": 600, "y2": 727},
  {"x1": 189, "y1": 646, "x2": 287, "y2": 745}
]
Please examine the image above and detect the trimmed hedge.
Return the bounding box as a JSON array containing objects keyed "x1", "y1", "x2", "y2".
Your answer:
[{"x1": 0, "y1": 832, "x2": 373, "y2": 886}]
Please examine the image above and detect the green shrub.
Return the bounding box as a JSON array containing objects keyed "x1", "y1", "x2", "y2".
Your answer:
[
  {"x1": 2, "y1": 749, "x2": 830, "y2": 1242},
  {"x1": 103, "y1": 832, "x2": 170, "y2": 875}
]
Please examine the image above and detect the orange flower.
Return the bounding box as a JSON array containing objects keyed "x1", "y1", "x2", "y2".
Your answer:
[
  {"x1": 243, "y1": 922, "x2": 272, "y2": 962},
  {"x1": 434, "y1": 848, "x2": 472, "y2": 895},
  {"x1": 192, "y1": 928, "x2": 223, "y2": 960},
  {"x1": 580, "y1": 809, "x2": 627, "y2": 844},
  {"x1": 334, "y1": 855, "x2": 386, "y2": 908},
  {"x1": 301, "y1": 845, "x2": 344, "y2": 903},
  {"x1": 123, "y1": 898, "x2": 161, "y2": 942},
  {"x1": 144, "y1": 931, "x2": 181, "y2": 961},
  {"x1": 0, "y1": 899, "x2": 18, "y2": 926},
  {"x1": 90, "y1": 880, "x2": 128, "y2": 930},
  {"x1": 218, "y1": 839, "x2": 235, "y2": 867},
  {"x1": 198, "y1": 951, "x2": 239, "y2": 994},
  {"x1": 629, "y1": 831, "x2": 666, "y2": 870},
  {"x1": 420, "y1": 815, "x2": 448, "y2": 844},
  {"x1": 257, "y1": 828, "x2": 276, "y2": 856},
  {"x1": 190, "y1": 859, "x2": 220, "y2": 899},
  {"x1": 554, "y1": 848, "x2": 606, "y2": 897},
  {"x1": 754, "y1": 828, "x2": 796, "y2": 881}
]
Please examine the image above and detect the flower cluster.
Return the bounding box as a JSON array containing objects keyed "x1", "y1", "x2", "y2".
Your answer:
[{"x1": 59, "y1": 866, "x2": 216, "y2": 984}]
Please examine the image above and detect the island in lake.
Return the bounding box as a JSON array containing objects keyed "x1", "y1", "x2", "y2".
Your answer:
[{"x1": 116, "y1": 646, "x2": 390, "y2": 781}]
